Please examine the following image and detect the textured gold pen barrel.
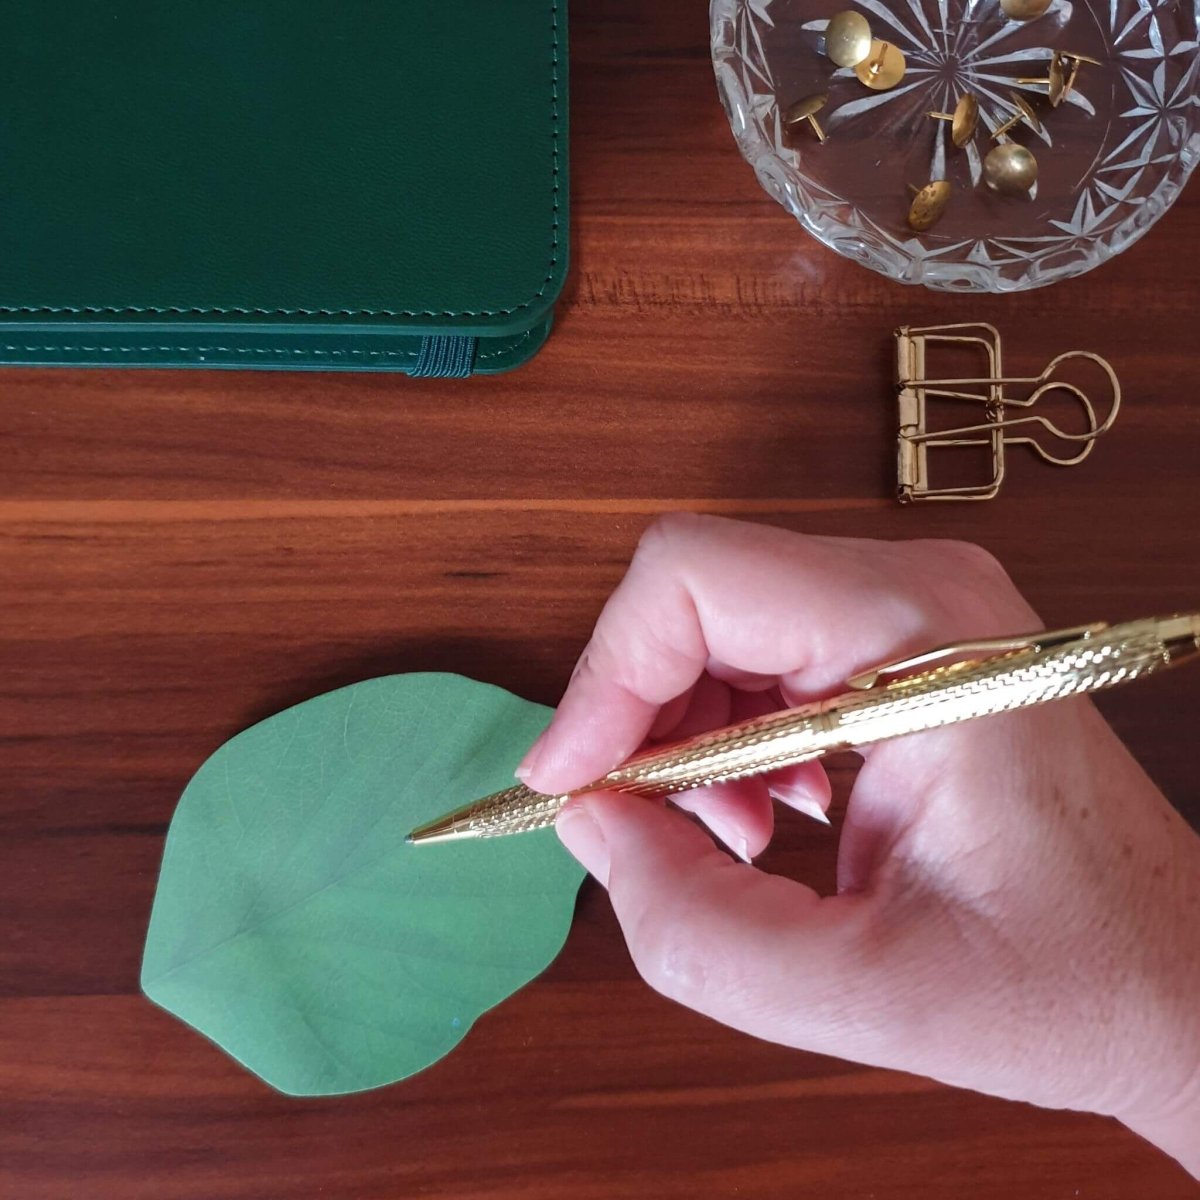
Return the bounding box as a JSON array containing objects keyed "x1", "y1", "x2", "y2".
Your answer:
[
  {"x1": 831, "y1": 616, "x2": 1195, "y2": 743},
  {"x1": 595, "y1": 709, "x2": 837, "y2": 796},
  {"x1": 424, "y1": 710, "x2": 839, "y2": 841},
  {"x1": 420, "y1": 615, "x2": 1200, "y2": 841},
  {"x1": 450, "y1": 785, "x2": 570, "y2": 839},
  {"x1": 438, "y1": 710, "x2": 839, "y2": 840}
]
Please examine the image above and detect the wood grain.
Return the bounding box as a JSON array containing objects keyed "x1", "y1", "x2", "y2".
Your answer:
[{"x1": 3, "y1": 1, "x2": 1199, "y2": 1196}]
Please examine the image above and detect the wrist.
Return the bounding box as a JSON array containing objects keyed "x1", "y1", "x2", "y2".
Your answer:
[
  {"x1": 1121, "y1": 1066, "x2": 1200, "y2": 1178},
  {"x1": 1112, "y1": 803, "x2": 1200, "y2": 1177},
  {"x1": 1115, "y1": 844, "x2": 1200, "y2": 1178}
]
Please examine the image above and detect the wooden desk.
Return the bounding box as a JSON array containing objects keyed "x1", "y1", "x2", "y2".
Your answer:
[{"x1": 2, "y1": 2, "x2": 1198, "y2": 1195}]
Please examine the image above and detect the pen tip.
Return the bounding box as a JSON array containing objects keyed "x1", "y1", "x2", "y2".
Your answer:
[{"x1": 406, "y1": 814, "x2": 478, "y2": 845}]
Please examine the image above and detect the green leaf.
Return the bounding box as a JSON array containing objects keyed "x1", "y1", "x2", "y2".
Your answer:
[{"x1": 141, "y1": 674, "x2": 584, "y2": 1097}]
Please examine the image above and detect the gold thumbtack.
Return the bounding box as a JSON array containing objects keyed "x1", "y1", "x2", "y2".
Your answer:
[
  {"x1": 984, "y1": 143, "x2": 1039, "y2": 195},
  {"x1": 992, "y1": 91, "x2": 1042, "y2": 138},
  {"x1": 907, "y1": 181, "x2": 951, "y2": 231},
  {"x1": 1016, "y1": 51, "x2": 1068, "y2": 107},
  {"x1": 825, "y1": 10, "x2": 873, "y2": 68},
  {"x1": 1000, "y1": 0, "x2": 1054, "y2": 20},
  {"x1": 1059, "y1": 51, "x2": 1102, "y2": 100},
  {"x1": 928, "y1": 93, "x2": 980, "y2": 147},
  {"x1": 783, "y1": 92, "x2": 830, "y2": 143},
  {"x1": 855, "y1": 40, "x2": 906, "y2": 90}
]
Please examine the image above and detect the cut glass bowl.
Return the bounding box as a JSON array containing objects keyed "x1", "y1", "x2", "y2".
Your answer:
[{"x1": 712, "y1": 0, "x2": 1200, "y2": 290}]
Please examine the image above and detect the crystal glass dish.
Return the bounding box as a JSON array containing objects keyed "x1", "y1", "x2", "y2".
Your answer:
[{"x1": 711, "y1": 0, "x2": 1200, "y2": 291}]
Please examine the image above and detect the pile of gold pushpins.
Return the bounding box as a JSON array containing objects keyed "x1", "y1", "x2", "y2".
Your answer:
[{"x1": 781, "y1": 0, "x2": 1101, "y2": 233}]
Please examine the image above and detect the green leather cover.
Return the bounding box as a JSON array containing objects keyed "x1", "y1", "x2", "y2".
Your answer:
[{"x1": 0, "y1": 2, "x2": 567, "y2": 375}]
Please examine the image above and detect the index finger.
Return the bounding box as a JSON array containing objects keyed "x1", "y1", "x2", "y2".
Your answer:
[{"x1": 518, "y1": 514, "x2": 1036, "y2": 794}]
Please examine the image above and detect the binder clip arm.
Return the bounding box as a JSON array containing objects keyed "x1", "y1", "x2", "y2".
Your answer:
[{"x1": 895, "y1": 324, "x2": 1121, "y2": 502}]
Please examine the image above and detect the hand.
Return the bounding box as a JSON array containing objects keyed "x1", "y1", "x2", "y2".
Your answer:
[{"x1": 518, "y1": 514, "x2": 1200, "y2": 1175}]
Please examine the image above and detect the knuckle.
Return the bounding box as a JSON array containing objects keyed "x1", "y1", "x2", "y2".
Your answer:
[
  {"x1": 632, "y1": 925, "x2": 711, "y2": 1009},
  {"x1": 634, "y1": 512, "x2": 713, "y2": 564},
  {"x1": 622, "y1": 888, "x2": 713, "y2": 1009},
  {"x1": 938, "y1": 539, "x2": 1010, "y2": 587},
  {"x1": 909, "y1": 538, "x2": 1031, "y2": 626},
  {"x1": 588, "y1": 611, "x2": 692, "y2": 701},
  {"x1": 633, "y1": 515, "x2": 679, "y2": 563}
]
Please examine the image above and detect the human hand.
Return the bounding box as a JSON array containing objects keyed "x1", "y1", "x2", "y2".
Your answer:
[{"x1": 518, "y1": 515, "x2": 1200, "y2": 1174}]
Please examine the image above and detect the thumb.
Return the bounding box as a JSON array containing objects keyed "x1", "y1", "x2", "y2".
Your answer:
[{"x1": 556, "y1": 792, "x2": 900, "y2": 1060}]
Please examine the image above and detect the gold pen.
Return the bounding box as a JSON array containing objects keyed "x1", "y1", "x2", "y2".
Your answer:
[{"x1": 407, "y1": 613, "x2": 1200, "y2": 845}]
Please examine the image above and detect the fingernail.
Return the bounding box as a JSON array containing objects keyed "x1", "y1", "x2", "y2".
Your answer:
[
  {"x1": 799, "y1": 797, "x2": 832, "y2": 826},
  {"x1": 515, "y1": 730, "x2": 549, "y2": 783},
  {"x1": 770, "y1": 788, "x2": 831, "y2": 826},
  {"x1": 705, "y1": 816, "x2": 754, "y2": 863},
  {"x1": 555, "y1": 802, "x2": 610, "y2": 886}
]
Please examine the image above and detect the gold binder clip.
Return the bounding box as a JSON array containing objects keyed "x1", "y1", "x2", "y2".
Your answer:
[{"x1": 894, "y1": 322, "x2": 1121, "y2": 503}]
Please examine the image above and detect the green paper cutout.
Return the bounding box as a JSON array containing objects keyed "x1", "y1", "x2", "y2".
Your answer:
[{"x1": 141, "y1": 674, "x2": 584, "y2": 1097}]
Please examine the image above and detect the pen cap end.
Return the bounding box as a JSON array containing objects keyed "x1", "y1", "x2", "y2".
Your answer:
[{"x1": 1156, "y1": 612, "x2": 1200, "y2": 662}]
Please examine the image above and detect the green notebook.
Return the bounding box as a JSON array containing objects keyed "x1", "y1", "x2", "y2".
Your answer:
[{"x1": 0, "y1": 2, "x2": 568, "y2": 376}]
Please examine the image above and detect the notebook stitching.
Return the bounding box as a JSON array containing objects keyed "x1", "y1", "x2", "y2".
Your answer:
[
  {"x1": 0, "y1": 328, "x2": 533, "y2": 363},
  {"x1": 470, "y1": 329, "x2": 535, "y2": 361},
  {"x1": 0, "y1": 3, "x2": 561, "y2": 322}
]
